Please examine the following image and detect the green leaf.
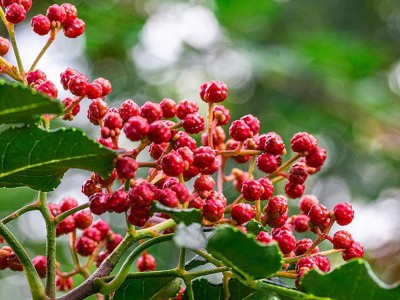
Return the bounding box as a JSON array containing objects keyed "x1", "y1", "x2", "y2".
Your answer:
[
  {"x1": 228, "y1": 278, "x2": 255, "y2": 300},
  {"x1": 0, "y1": 126, "x2": 116, "y2": 191},
  {"x1": 0, "y1": 80, "x2": 63, "y2": 125},
  {"x1": 185, "y1": 255, "x2": 209, "y2": 271},
  {"x1": 206, "y1": 225, "x2": 283, "y2": 281},
  {"x1": 151, "y1": 202, "x2": 202, "y2": 225},
  {"x1": 301, "y1": 259, "x2": 400, "y2": 300},
  {"x1": 174, "y1": 223, "x2": 207, "y2": 250},
  {"x1": 182, "y1": 278, "x2": 223, "y2": 300},
  {"x1": 113, "y1": 277, "x2": 182, "y2": 300},
  {"x1": 244, "y1": 219, "x2": 266, "y2": 235}
]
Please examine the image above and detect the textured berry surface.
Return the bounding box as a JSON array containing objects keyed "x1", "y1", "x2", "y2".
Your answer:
[
  {"x1": 31, "y1": 14, "x2": 51, "y2": 35},
  {"x1": 32, "y1": 255, "x2": 47, "y2": 278},
  {"x1": 333, "y1": 202, "x2": 354, "y2": 226},
  {"x1": 231, "y1": 203, "x2": 255, "y2": 225},
  {"x1": 5, "y1": 3, "x2": 26, "y2": 24},
  {"x1": 290, "y1": 132, "x2": 318, "y2": 153},
  {"x1": 308, "y1": 203, "x2": 329, "y2": 227},
  {"x1": 342, "y1": 241, "x2": 364, "y2": 261},
  {"x1": 332, "y1": 230, "x2": 354, "y2": 250},
  {"x1": 137, "y1": 253, "x2": 156, "y2": 272},
  {"x1": 241, "y1": 180, "x2": 264, "y2": 201},
  {"x1": 200, "y1": 80, "x2": 228, "y2": 103},
  {"x1": 256, "y1": 153, "x2": 279, "y2": 173}
]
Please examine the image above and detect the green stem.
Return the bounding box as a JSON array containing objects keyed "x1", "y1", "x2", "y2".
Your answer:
[
  {"x1": 177, "y1": 248, "x2": 186, "y2": 272},
  {"x1": 95, "y1": 234, "x2": 174, "y2": 295},
  {"x1": 185, "y1": 278, "x2": 195, "y2": 300},
  {"x1": 1, "y1": 201, "x2": 40, "y2": 224},
  {"x1": 223, "y1": 273, "x2": 231, "y2": 300},
  {"x1": 29, "y1": 28, "x2": 59, "y2": 72},
  {"x1": 0, "y1": 221, "x2": 46, "y2": 299},
  {"x1": 267, "y1": 153, "x2": 301, "y2": 179},
  {"x1": 5, "y1": 22, "x2": 25, "y2": 75},
  {"x1": 186, "y1": 266, "x2": 229, "y2": 280},
  {"x1": 191, "y1": 249, "x2": 224, "y2": 267},
  {"x1": 68, "y1": 232, "x2": 90, "y2": 278},
  {"x1": 38, "y1": 191, "x2": 57, "y2": 299},
  {"x1": 102, "y1": 269, "x2": 177, "y2": 282},
  {"x1": 135, "y1": 218, "x2": 176, "y2": 239},
  {"x1": 55, "y1": 203, "x2": 89, "y2": 224}
]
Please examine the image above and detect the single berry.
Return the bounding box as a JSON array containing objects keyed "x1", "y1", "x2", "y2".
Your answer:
[
  {"x1": 229, "y1": 119, "x2": 251, "y2": 141},
  {"x1": 46, "y1": 4, "x2": 66, "y2": 23},
  {"x1": 212, "y1": 105, "x2": 230, "y2": 126},
  {"x1": 290, "y1": 132, "x2": 318, "y2": 153},
  {"x1": 240, "y1": 114, "x2": 260, "y2": 136},
  {"x1": 313, "y1": 255, "x2": 331, "y2": 272},
  {"x1": 332, "y1": 230, "x2": 354, "y2": 250},
  {"x1": 81, "y1": 179, "x2": 102, "y2": 197},
  {"x1": 173, "y1": 131, "x2": 197, "y2": 151},
  {"x1": 20, "y1": 0, "x2": 32, "y2": 12},
  {"x1": 61, "y1": 3, "x2": 77, "y2": 20},
  {"x1": 75, "y1": 236, "x2": 97, "y2": 256},
  {"x1": 127, "y1": 204, "x2": 151, "y2": 227},
  {"x1": 274, "y1": 230, "x2": 296, "y2": 254},
  {"x1": 264, "y1": 195, "x2": 288, "y2": 218},
  {"x1": 231, "y1": 203, "x2": 255, "y2": 225},
  {"x1": 294, "y1": 238, "x2": 314, "y2": 256},
  {"x1": 88, "y1": 192, "x2": 109, "y2": 215},
  {"x1": 199, "y1": 80, "x2": 228, "y2": 103},
  {"x1": 68, "y1": 74, "x2": 89, "y2": 96},
  {"x1": 32, "y1": 255, "x2": 47, "y2": 278},
  {"x1": 176, "y1": 146, "x2": 194, "y2": 170},
  {"x1": 256, "y1": 231, "x2": 273, "y2": 244},
  {"x1": 342, "y1": 241, "x2": 364, "y2": 261},
  {"x1": 257, "y1": 132, "x2": 286, "y2": 155},
  {"x1": 27, "y1": 69, "x2": 47, "y2": 85},
  {"x1": 106, "y1": 233, "x2": 123, "y2": 252},
  {"x1": 82, "y1": 227, "x2": 102, "y2": 242},
  {"x1": 306, "y1": 146, "x2": 327, "y2": 168},
  {"x1": 169, "y1": 182, "x2": 190, "y2": 203},
  {"x1": 176, "y1": 99, "x2": 199, "y2": 119},
  {"x1": 92, "y1": 219, "x2": 110, "y2": 240},
  {"x1": 5, "y1": 3, "x2": 26, "y2": 24},
  {"x1": 7, "y1": 252, "x2": 23, "y2": 271},
  {"x1": 93, "y1": 77, "x2": 112, "y2": 96},
  {"x1": 95, "y1": 251, "x2": 109, "y2": 267},
  {"x1": 36, "y1": 80, "x2": 58, "y2": 98},
  {"x1": 148, "y1": 120, "x2": 172, "y2": 144},
  {"x1": 288, "y1": 162, "x2": 309, "y2": 185},
  {"x1": 56, "y1": 275, "x2": 73, "y2": 291},
  {"x1": 140, "y1": 101, "x2": 162, "y2": 123},
  {"x1": 63, "y1": 17, "x2": 85, "y2": 38},
  {"x1": 0, "y1": 36, "x2": 10, "y2": 56},
  {"x1": 86, "y1": 83, "x2": 103, "y2": 99},
  {"x1": 194, "y1": 175, "x2": 215, "y2": 194},
  {"x1": 149, "y1": 142, "x2": 167, "y2": 160},
  {"x1": 157, "y1": 188, "x2": 179, "y2": 208},
  {"x1": 284, "y1": 182, "x2": 305, "y2": 199},
  {"x1": 0, "y1": 247, "x2": 12, "y2": 270},
  {"x1": 291, "y1": 214, "x2": 309, "y2": 233},
  {"x1": 266, "y1": 212, "x2": 288, "y2": 228},
  {"x1": 137, "y1": 253, "x2": 156, "y2": 272},
  {"x1": 119, "y1": 99, "x2": 140, "y2": 122},
  {"x1": 48, "y1": 203, "x2": 61, "y2": 217},
  {"x1": 241, "y1": 180, "x2": 264, "y2": 201},
  {"x1": 161, "y1": 151, "x2": 184, "y2": 177},
  {"x1": 182, "y1": 113, "x2": 205, "y2": 134},
  {"x1": 226, "y1": 139, "x2": 250, "y2": 163},
  {"x1": 160, "y1": 98, "x2": 177, "y2": 118},
  {"x1": 299, "y1": 195, "x2": 319, "y2": 215},
  {"x1": 202, "y1": 198, "x2": 225, "y2": 222},
  {"x1": 59, "y1": 196, "x2": 78, "y2": 212},
  {"x1": 123, "y1": 116, "x2": 149, "y2": 141},
  {"x1": 73, "y1": 210, "x2": 93, "y2": 229},
  {"x1": 333, "y1": 202, "x2": 354, "y2": 226},
  {"x1": 296, "y1": 257, "x2": 315, "y2": 273},
  {"x1": 258, "y1": 178, "x2": 274, "y2": 200},
  {"x1": 31, "y1": 14, "x2": 51, "y2": 35},
  {"x1": 256, "y1": 153, "x2": 279, "y2": 173},
  {"x1": 308, "y1": 203, "x2": 329, "y2": 227},
  {"x1": 201, "y1": 126, "x2": 226, "y2": 148},
  {"x1": 108, "y1": 189, "x2": 130, "y2": 213},
  {"x1": 129, "y1": 182, "x2": 157, "y2": 207},
  {"x1": 56, "y1": 215, "x2": 76, "y2": 236},
  {"x1": 116, "y1": 156, "x2": 138, "y2": 179},
  {"x1": 60, "y1": 68, "x2": 79, "y2": 89}
]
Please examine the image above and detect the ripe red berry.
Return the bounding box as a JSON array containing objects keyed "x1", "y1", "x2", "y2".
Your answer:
[
  {"x1": 342, "y1": 241, "x2": 364, "y2": 261},
  {"x1": 148, "y1": 120, "x2": 172, "y2": 144},
  {"x1": 241, "y1": 179, "x2": 264, "y2": 201},
  {"x1": 68, "y1": 74, "x2": 89, "y2": 96},
  {"x1": 7, "y1": 252, "x2": 23, "y2": 271},
  {"x1": 20, "y1": 0, "x2": 32, "y2": 12},
  {"x1": 284, "y1": 182, "x2": 305, "y2": 199},
  {"x1": 202, "y1": 198, "x2": 225, "y2": 222},
  {"x1": 129, "y1": 182, "x2": 157, "y2": 207},
  {"x1": 231, "y1": 203, "x2": 255, "y2": 225},
  {"x1": 173, "y1": 131, "x2": 197, "y2": 151},
  {"x1": 140, "y1": 101, "x2": 162, "y2": 124},
  {"x1": 266, "y1": 212, "x2": 288, "y2": 228},
  {"x1": 229, "y1": 119, "x2": 251, "y2": 141},
  {"x1": 32, "y1": 255, "x2": 47, "y2": 278},
  {"x1": 48, "y1": 203, "x2": 61, "y2": 217},
  {"x1": 86, "y1": 83, "x2": 103, "y2": 99},
  {"x1": 306, "y1": 146, "x2": 327, "y2": 168},
  {"x1": 36, "y1": 80, "x2": 58, "y2": 98},
  {"x1": 296, "y1": 257, "x2": 315, "y2": 273},
  {"x1": 256, "y1": 153, "x2": 279, "y2": 173},
  {"x1": 59, "y1": 196, "x2": 79, "y2": 213},
  {"x1": 332, "y1": 230, "x2": 354, "y2": 250},
  {"x1": 46, "y1": 4, "x2": 66, "y2": 23},
  {"x1": 63, "y1": 17, "x2": 85, "y2": 38},
  {"x1": 106, "y1": 233, "x2": 123, "y2": 252},
  {"x1": 176, "y1": 99, "x2": 199, "y2": 119},
  {"x1": 240, "y1": 114, "x2": 260, "y2": 136},
  {"x1": 26, "y1": 69, "x2": 47, "y2": 85},
  {"x1": 88, "y1": 192, "x2": 109, "y2": 215},
  {"x1": 290, "y1": 132, "x2": 318, "y2": 153},
  {"x1": 192, "y1": 146, "x2": 215, "y2": 170},
  {"x1": 274, "y1": 230, "x2": 296, "y2": 254},
  {"x1": 333, "y1": 202, "x2": 354, "y2": 226},
  {"x1": 108, "y1": 189, "x2": 130, "y2": 213},
  {"x1": 75, "y1": 236, "x2": 97, "y2": 256},
  {"x1": 299, "y1": 194, "x2": 319, "y2": 215},
  {"x1": 176, "y1": 146, "x2": 194, "y2": 169},
  {"x1": 169, "y1": 182, "x2": 190, "y2": 204},
  {"x1": 157, "y1": 188, "x2": 179, "y2": 208},
  {"x1": 5, "y1": 3, "x2": 26, "y2": 24},
  {"x1": 56, "y1": 275, "x2": 73, "y2": 291},
  {"x1": 60, "y1": 68, "x2": 79, "y2": 89},
  {"x1": 199, "y1": 80, "x2": 228, "y2": 103},
  {"x1": 256, "y1": 231, "x2": 273, "y2": 244},
  {"x1": 291, "y1": 214, "x2": 309, "y2": 233},
  {"x1": 124, "y1": 116, "x2": 149, "y2": 141},
  {"x1": 264, "y1": 195, "x2": 288, "y2": 218},
  {"x1": 81, "y1": 179, "x2": 102, "y2": 197},
  {"x1": 92, "y1": 219, "x2": 110, "y2": 240},
  {"x1": 82, "y1": 227, "x2": 102, "y2": 242},
  {"x1": 257, "y1": 132, "x2": 286, "y2": 155},
  {"x1": 93, "y1": 77, "x2": 112, "y2": 96},
  {"x1": 160, "y1": 98, "x2": 177, "y2": 118},
  {"x1": 95, "y1": 251, "x2": 109, "y2": 267},
  {"x1": 201, "y1": 126, "x2": 226, "y2": 147},
  {"x1": 119, "y1": 99, "x2": 140, "y2": 122},
  {"x1": 56, "y1": 215, "x2": 76, "y2": 236},
  {"x1": 183, "y1": 113, "x2": 205, "y2": 134},
  {"x1": 73, "y1": 210, "x2": 93, "y2": 230},
  {"x1": 128, "y1": 204, "x2": 151, "y2": 227},
  {"x1": 194, "y1": 175, "x2": 215, "y2": 193},
  {"x1": 308, "y1": 203, "x2": 329, "y2": 227},
  {"x1": 161, "y1": 151, "x2": 184, "y2": 177},
  {"x1": 61, "y1": 3, "x2": 77, "y2": 20},
  {"x1": 137, "y1": 253, "x2": 156, "y2": 272},
  {"x1": 0, "y1": 36, "x2": 10, "y2": 56},
  {"x1": 294, "y1": 238, "x2": 314, "y2": 256},
  {"x1": 0, "y1": 247, "x2": 12, "y2": 270},
  {"x1": 31, "y1": 14, "x2": 51, "y2": 35},
  {"x1": 288, "y1": 162, "x2": 309, "y2": 185},
  {"x1": 116, "y1": 156, "x2": 138, "y2": 179},
  {"x1": 212, "y1": 105, "x2": 230, "y2": 126},
  {"x1": 257, "y1": 178, "x2": 274, "y2": 200},
  {"x1": 313, "y1": 255, "x2": 330, "y2": 272}
]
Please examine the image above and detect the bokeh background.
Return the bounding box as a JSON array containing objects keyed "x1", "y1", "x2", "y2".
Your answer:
[{"x1": 2, "y1": 0, "x2": 400, "y2": 298}]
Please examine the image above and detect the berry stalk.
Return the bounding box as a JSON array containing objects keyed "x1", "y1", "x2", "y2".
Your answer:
[
  {"x1": 29, "y1": 27, "x2": 60, "y2": 72},
  {"x1": 1, "y1": 201, "x2": 40, "y2": 225}
]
